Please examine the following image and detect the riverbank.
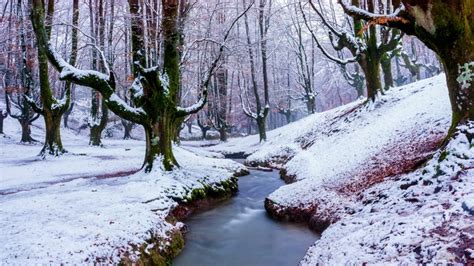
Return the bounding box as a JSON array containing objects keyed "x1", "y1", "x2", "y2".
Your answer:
[
  {"x1": 208, "y1": 75, "x2": 474, "y2": 264},
  {"x1": 0, "y1": 118, "x2": 248, "y2": 264},
  {"x1": 173, "y1": 168, "x2": 319, "y2": 266}
]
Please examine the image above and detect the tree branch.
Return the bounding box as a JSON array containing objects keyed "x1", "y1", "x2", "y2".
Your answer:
[{"x1": 176, "y1": 0, "x2": 255, "y2": 117}]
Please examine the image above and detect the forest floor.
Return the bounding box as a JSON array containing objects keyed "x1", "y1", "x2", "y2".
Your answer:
[
  {"x1": 208, "y1": 74, "x2": 474, "y2": 264},
  {"x1": 0, "y1": 119, "x2": 246, "y2": 264},
  {"x1": 1, "y1": 75, "x2": 472, "y2": 264}
]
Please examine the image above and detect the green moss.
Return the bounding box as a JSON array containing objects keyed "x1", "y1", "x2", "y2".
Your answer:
[
  {"x1": 121, "y1": 229, "x2": 185, "y2": 266},
  {"x1": 121, "y1": 177, "x2": 238, "y2": 265},
  {"x1": 438, "y1": 151, "x2": 449, "y2": 162}
]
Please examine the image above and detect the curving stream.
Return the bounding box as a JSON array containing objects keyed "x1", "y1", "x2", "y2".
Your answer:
[{"x1": 174, "y1": 168, "x2": 319, "y2": 266}]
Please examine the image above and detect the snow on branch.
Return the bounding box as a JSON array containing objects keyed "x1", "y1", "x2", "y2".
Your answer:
[
  {"x1": 44, "y1": 42, "x2": 146, "y2": 123},
  {"x1": 299, "y1": 2, "x2": 360, "y2": 65},
  {"x1": 23, "y1": 95, "x2": 44, "y2": 115},
  {"x1": 338, "y1": 0, "x2": 409, "y2": 29}
]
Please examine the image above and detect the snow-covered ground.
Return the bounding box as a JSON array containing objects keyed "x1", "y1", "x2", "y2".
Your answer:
[
  {"x1": 0, "y1": 118, "x2": 246, "y2": 263},
  {"x1": 301, "y1": 123, "x2": 474, "y2": 264},
  {"x1": 208, "y1": 74, "x2": 474, "y2": 263}
]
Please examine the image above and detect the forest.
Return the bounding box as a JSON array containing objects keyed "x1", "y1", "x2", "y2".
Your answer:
[{"x1": 0, "y1": 0, "x2": 473, "y2": 265}]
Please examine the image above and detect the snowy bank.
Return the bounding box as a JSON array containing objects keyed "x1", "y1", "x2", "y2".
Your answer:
[
  {"x1": 0, "y1": 118, "x2": 247, "y2": 264},
  {"x1": 211, "y1": 75, "x2": 473, "y2": 263}
]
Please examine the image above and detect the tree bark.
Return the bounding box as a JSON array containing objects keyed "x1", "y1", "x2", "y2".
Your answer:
[
  {"x1": 20, "y1": 120, "x2": 35, "y2": 143},
  {"x1": 41, "y1": 113, "x2": 65, "y2": 156},
  {"x1": 381, "y1": 55, "x2": 394, "y2": 90},
  {"x1": 257, "y1": 117, "x2": 267, "y2": 142},
  {"x1": 219, "y1": 127, "x2": 228, "y2": 142},
  {"x1": 0, "y1": 112, "x2": 6, "y2": 134},
  {"x1": 440, "y1": 48, "x2": 474, "y2": 136},
  {"x1": 122, "y1": 120, "x2": 134, "y2": 139}
]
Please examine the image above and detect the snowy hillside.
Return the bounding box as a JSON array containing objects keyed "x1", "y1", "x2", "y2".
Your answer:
[
  {"x1": 208, "y1": 74, "x2": 474, "y2": 264},
  {"x1": 0, "y1": 118, "x2": 247, "y2": 264}
]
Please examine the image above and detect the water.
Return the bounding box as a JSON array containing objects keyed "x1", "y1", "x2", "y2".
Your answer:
[{"x1": 174, "y1": 169, "x2": 319, "y2": 266}]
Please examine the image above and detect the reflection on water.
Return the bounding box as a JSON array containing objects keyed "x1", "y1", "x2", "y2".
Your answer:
[{"x1": 174, "y1": 169, "x2": 319, "y2": 266}]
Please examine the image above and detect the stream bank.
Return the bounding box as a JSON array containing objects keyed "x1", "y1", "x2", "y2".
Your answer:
[{"x1": 173, "y1": 168, "x2": 319, "y2": 266}]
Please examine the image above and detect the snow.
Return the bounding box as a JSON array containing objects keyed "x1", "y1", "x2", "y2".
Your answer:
[
  {"x1": 208, "y1": 74, "x2": 472, "y2": 263},
  {"x1": 159, "y1": 71, "x2": 170, "y2": 94},
  {"x1": 301, "y1": 122, "x2": 474, "y2": 264},
  {"x1": 106, "y1": 94, "x2": 146, "y2": 117},
  {"x1": 0, "y1": 117, "x2": 246, "y2": 263},
  {"x1": 177, "y1": 94, "x2": 206, "y2": 114},
  {"x1": 457, "y1": 61, "x2": 474, "y2": 90}
]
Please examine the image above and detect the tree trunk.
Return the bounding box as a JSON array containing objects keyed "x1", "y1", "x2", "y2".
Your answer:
[
  {"x1": 41, "y1": 113, "x2": 65, "y2": 156},
  {"x1": 20, "y1": 119, "x2": 35, "y2": 143},
  {"x1": 257, "y1": 117, "x2": 267, "y2": 142},
  {"x1": 306, "y1": 97, "x2": 315, "y2": 115},
  {"x1": 0, "y1": 113, "x2": 5, "y2": 134},
  {"x1": 219, "y1": 127, "x2": 227, "y2": 142},
  {"x1": 89, "y1": 96, "x2": 108, "y2": 146},
  {"x1": 63, "y1": 106, "x2": 71, "y2": 128},
  {"x1": 361, "y1": 55, "x2": 383, "y2": 101},
  {"x1": 440, "y1": 51, "x2": 474, "y2": 137},
  {"x1": 364, "y1": 2, "x2": 383, "y2": 101},
  {"x1": 158, "y1": 114, "x2": 179, "y2": 171},
  {"x1": 122, "y1": 120, "x2": 133, "y2": 139},
  {"x1": 285, "y1": 112, "x2": 292, "y2": 124},
  {"x1": 201, "y1": 128, "x2": 208, "y2": 140},
  {"x1": 143, "y1": 125, "x2": 160, "y2": 173},
  {"x1": 381, "y1": 55, "x2": 394, "y2": 90},
  {"x1": 143, "y1": 114, "x2": 179, "y2": 172}
]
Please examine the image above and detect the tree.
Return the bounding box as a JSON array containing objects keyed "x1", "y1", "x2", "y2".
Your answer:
[
  {"x1": 30, "y1": 0, "x2": 252, "y2": 171},
  {"x1": 339, "y1": 0, "x2": 473, "y2": 138},
  {"x1": 301, "y1": 0, "x2": 402, "y2": 101},
  {"x1": 286, "y1": 5, "x2": 317, "y2": 114},
  {"x1": 87, "y1": 0, "x2": 109, "y2": 146},
  {"x1": 27, "y1": 0, "x2": 77, "y2": 156},
  {"x1": 1, "y1": 0, "x2": 40, "y2": 142},
  {"x1": 240, "y1": 0, "x2": 271, "y2": 142}
]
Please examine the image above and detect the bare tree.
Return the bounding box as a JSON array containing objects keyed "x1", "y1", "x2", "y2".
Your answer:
[{"x1": 240, "y1": 0, "x2": 271, "y2": 142}]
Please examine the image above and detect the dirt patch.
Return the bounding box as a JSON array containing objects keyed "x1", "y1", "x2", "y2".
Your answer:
[{"x1": 338, "y1": 132, "x2": 445, "y2": 196}]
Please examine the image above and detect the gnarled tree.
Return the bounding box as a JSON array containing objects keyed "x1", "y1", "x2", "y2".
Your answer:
[
  {"x1": 28, "y1": 0, "x2": 78, "y2": 156},
  {"x1": 30, "y1": 0, "x2": 252, "y2": 171},
  {"x1": 301, "y1": 0, "x2": 403, "y2": 101}
]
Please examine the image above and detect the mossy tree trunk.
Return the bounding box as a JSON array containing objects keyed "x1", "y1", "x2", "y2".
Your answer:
[
  {"x1": 381, "y1": 54, "x2": 394, "y2": 90},
  {"x1": 440, "y1": 43, "x2": 474, "y2": 136},
  {"x1": 30, "y1": 0, "x2": 78, "y2": 156},
  {"x1": 41, "y1": 113, "x2": 64, "y2": 156}
]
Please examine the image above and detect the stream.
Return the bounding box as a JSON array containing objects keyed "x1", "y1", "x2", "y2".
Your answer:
[{"x1": 174, "y1": 168, "x2": 320, "y2": 266}]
